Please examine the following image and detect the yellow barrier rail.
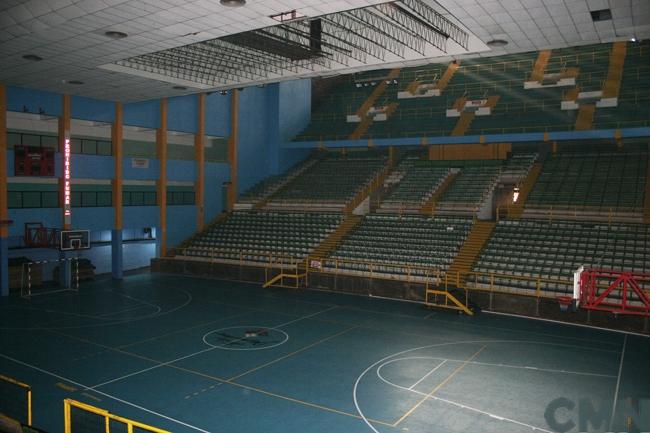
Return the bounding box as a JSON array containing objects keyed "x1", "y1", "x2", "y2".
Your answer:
[
  {"x1": 172, "y1": 250, "x2": 585, "y2": 301},
  {"x1": 0, "y1": 373, "x2": 32, "y2": 426},
  {"x1": 64, "y1": 399, "x2": 171, "y2": 433}
]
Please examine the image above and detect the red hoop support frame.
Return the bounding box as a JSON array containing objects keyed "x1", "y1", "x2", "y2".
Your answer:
[{"x1": 579, "y1": 268, "x2": 650, "y2": 316}]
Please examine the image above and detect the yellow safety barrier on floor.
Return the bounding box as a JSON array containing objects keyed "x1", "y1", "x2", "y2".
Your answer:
[
  {"x1": 64, "y1": 399, "x2": 170, "y2": 433},
  {"x1": 0, "y1": 373, "x2": 32, "y2": 426}
]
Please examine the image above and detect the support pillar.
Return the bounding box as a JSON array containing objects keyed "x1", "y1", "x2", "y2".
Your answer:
[
  {"x1": 228, "y1": 90, "x2": 238, "y2": 211},
  {"x1": 0, "y1": 85, "x2": 7, "y2": 296},
  {"x1": 195, "y1": 93, "x2": 206, "y2": 229},
  {"x1": 111, "y1": 229, "x2": 123, "y2": 279},
  {"x1": 157, "y1": 99, "x2": 168, "y2": 256},
  {"x1": 59, "y1": 95, "x2": 71, "y2": 230},
  {"x1": 112, "y1": 102, "x2": 124, "y2": 279},
  {"x1": 58, "y1": 95, "x2": 71, "y2": 288}
]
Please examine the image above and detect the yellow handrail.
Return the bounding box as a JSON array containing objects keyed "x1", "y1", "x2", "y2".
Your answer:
[
  {"x1": 0, "y1": 374, "x2": 32, "y2": 426},
  {"x1": 64, "y1": 399, "x2": 170, "y2": 433}
]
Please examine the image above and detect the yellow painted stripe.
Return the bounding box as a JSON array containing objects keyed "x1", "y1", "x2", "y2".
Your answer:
[
  {"x1": 393, "y1": 345, "x2": 487, "y2": 426},
  {"x1": 228, "y1": 326, "x2": 358, "y2": 381}
]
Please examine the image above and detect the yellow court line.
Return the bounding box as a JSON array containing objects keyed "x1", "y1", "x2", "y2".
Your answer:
[
  {"x1": 393, "y1": 344, "x2": 488, "y2": 427},
  {"x1": 48, "y1": 327, "x2": 393, "y2": 427},
  {"x1": 228, "y1": 325, "x2": 359, "y2": 381}
]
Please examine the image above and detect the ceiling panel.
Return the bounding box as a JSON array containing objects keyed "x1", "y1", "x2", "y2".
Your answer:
[{"x1": 0, "y1": 0, "x2": 647, "y2": 102}]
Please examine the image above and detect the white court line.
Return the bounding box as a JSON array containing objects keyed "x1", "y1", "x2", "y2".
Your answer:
[
  {"x1": 0, "y1": 353, "x2": 210, "y2": 433},
  {"x1": 89, "y1": 305, "x2": 338, "y2": 390},
  {"x1": 353, "y1": 338, "x2": 622, "y2": 433},
  {"x1": 373, "y1": 357, "x2": 553, "y2": 433},
  {"x1": 408, "y1": 360, "x2": 446, "y2": 390},
  {"x1": 608, "y1": 334, "x2": 628, "y2": 432},
  {"x1": 0, "y1": 288, "x2": 192, "y2": 331}
]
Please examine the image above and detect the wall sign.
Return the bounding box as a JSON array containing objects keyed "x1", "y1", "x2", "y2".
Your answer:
[
  {"x1": 131, "y1": 158, "x2": 150, "y2": 169},
  {"x1": 63, "y1": 137, "x2": 71, "y2": 226}
]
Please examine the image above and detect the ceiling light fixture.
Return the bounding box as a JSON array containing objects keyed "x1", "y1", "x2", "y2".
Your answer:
[
  {"x1": 67, "y1": 80, "x2": 84, "y2": 85},
  {"x1": 173, "y1": 86, "x2": 187, "y2": 90},
  {"x1": 105, "y1": 30, "x2": 128, "y2": 39},
  {"x1": 220, "y1": 0, "x2": 246, "y2": 7},
  {"x1": 22, "y1": 54, "x2": 43, "y2": 61},
  {"x1": 486, "y1": 39, "x2": 508, "y2": 47}
]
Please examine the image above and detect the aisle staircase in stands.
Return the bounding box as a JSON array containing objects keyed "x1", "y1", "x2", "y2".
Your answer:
[
  {"x1": 254, "y1": 158, "x2": 319, "y2": 209},
  {"x1": 530, "y1": 50, "x2": 552, "y2": 81},
  {"x1": 445, "y1": 220, "x2": 496, "y2": 286},
  {"x1": 575, "y1": 104, "x2": 596, "y2": 130},
  {"x1": 310, "y1": 215, "x2": 362, "y2": 258},
  {"x1": 602, "y1": 41, "x2": 627, "y2": 99},
  {"x1": 507, "y1": 162, "x2": 542, "y2": 219},
  {"x1": 420, "y1": 172, "x2": 458, "y2": 215},
  {"x1": 574, "y1": 42, "x2": 627, "y2": 131},
  {"x1": 344, "y1": 160, "x2": 395, "y2": 213},
  {"x1": 349, "y1": 69, "x2": 401, "y2": 139},
  {"x1": 435, "y1": 61, "x2": 460, "y2": 91},
  {"x1": 451, "y1": 96, "x2": 500, "y2": 136}
]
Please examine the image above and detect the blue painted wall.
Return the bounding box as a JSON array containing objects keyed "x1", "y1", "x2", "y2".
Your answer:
[
  {"x1": 237, "y1": 86, "x2": 269, "y2": 194},
  {"x1": 277, "y1": 79, "x2": 312, "y2": 172},
  {"x1": 124, "y1": 99, "x2": 160, "y2": 129},
  {"x1": 71, "y1": 95, "x2": 115, "y2": 123},
  {"x1": 73, "y1": 154, "x2": 114, "y2": 179},
  {"x1": 7, "y1": 86, "x2": 61, "y2": 117},
  {"x1": 168, "y1": 94, "x2": 198, "y2": 133},
  {"x1": 4, "y1": 81, "x2": 317, "y2": 276},
  {"x1": 235, "y1": 79, "x2": 312, "y2": 194},
  {"x1": 206, "y1": 92, "x2": 231, "y2": 137},
  {"x1": 167, "y1": 206, "x2": 198, "y2": 247},
  {"x1": 167, "y1": 160, "x2": 196, "y2": 181}
]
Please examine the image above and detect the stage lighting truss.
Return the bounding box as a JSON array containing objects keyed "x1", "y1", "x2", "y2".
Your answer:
[{"x1": 109, "y1": 0, "x2": 469, "y2": 88}]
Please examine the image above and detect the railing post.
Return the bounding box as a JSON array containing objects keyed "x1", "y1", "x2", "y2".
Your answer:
[{"x1": 536, "y1": 276, "x2": 541, "y2": 297}]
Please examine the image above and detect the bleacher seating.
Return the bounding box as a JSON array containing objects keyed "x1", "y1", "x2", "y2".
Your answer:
[
  {"x1": 501, "y1": 153, "x2": 538, "y2": 182},
  {"x1": 471, "y1": 219, "x2": 650, "y2": 295},
  {"x1": 293, "y1": 41, "x2": 650, "y2": 142},
  {"x1": 378, "y1": 158, "x2": 451, "y2": 213},
  {"x1": 181, "y1": 211, "x2": 341, "y2": 263},
  {"x1": 328, "y1": 214, "x2": 473, "y2": 277},
  {"x1": 525, "y1": 150, "x2": 648, "y2": 220},
  {"x1": 266, "y1": 151, "x2": 388, "y2": 211},
  {"x1": 237, "y1": 157, "x2": 318, "y2": 209},
  {"x1": 436, "y1": 162, "x2": 502, "y2": 213}
]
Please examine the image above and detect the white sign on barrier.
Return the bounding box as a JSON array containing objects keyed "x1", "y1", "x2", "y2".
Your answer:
[{"x1": 573, "y1": 266, "x2": 584, "y2": 306}]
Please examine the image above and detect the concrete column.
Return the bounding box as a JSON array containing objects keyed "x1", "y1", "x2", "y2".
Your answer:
[
  {"x1": 111, "y1": 229, "x2": 123, "y2": 279},
  {"x1": 112, "y1": 102, "x2": 123, "y2": 279}
]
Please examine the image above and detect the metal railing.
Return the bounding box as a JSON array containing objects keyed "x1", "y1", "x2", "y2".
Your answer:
[
  {"x1": 64, "y1": 399, "x2": 170, "y2": 433},
  {"x1": 0, "y1": 373, "x2": 32, "y2": 426}
]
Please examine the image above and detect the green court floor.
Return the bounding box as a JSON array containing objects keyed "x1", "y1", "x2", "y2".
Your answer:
[{"x1": 0, "y1": 273, "x2": 647, "y2": 433}]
